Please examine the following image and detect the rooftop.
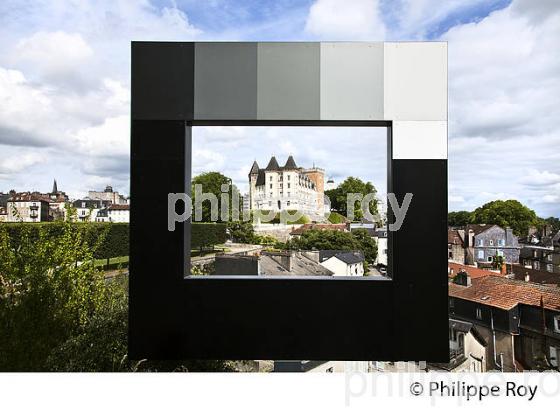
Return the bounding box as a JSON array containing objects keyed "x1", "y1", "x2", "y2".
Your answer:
[{"x1": 449, "y1": 275, "x2": 560, "y2": 311}]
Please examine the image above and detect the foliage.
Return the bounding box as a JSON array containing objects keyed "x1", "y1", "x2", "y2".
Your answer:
[
  {"x1": 227, "y1": 220, "x2": 256, "y2": 243},
  {"x1": 46, "y1": 277, "x2": 235, "y2": 372},
  {"x1": 191, "y1": 172, "x2": 241, "y2": 223},
  {"x1": 0, "y1": 221, "x2": 109, "y2": 371},
  {"x1": 470, "y1": 200, "x2": 540, "y2": 236},
  {"x1": 2, "y1": 222, "x2": 129, "y2": 260},
  {"x1": 447, "y1": 210, "x2": 472, "y2": 227},
  {"x1": 285, "y1": 229, "x2": 377, "y2": 265},
  {"x1": 328, "y1": 211, "x2": 347, "y2": 224},
  {"x1": 540, "y1": 217, "x2": 560, "y2": 233},
  {"x1": 255, "y1": 210, "x2": 311, "y2": 225},
  {"x1": 492, "y1": 254, "x2": 505, "y2": 271},
  {"x1": 191, "y1": 223, "x2": 227, "y2": 249},
  {"x1": 325, "y1": 177, "x2": 378, "y2": 221}
]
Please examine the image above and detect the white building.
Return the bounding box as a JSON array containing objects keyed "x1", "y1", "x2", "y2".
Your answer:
[
  {"x1": 7, "y1": 193, "x2": 50, "y2": 222},
  {"x1": 320, "y1": 252, "x2": 365, "y2": 276},
  {"x1": 72, "y1": 199, "x2": 112, "y2": 222},
  {"x1": 249, "y1": 156, "x2": 325, "y2": 221},
  {"x1": 372, "y1": 228, "x2": 388, "y2": 267},
  {"x1": 96, "y1": 204, "x2": 130, "y2": 223}
]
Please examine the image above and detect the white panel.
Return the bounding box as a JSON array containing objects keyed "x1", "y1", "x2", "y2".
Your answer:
[
  {"x1": 384, "y1": 42, "x2": 447, "y2": 121},
  {"x1": 392, "y1": 121, "x2": 447, "y2": 159},
  {"x1": 320, "y1": 42, "x2": 384, "y2": 120}
]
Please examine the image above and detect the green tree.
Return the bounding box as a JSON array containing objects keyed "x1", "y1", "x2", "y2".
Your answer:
[
  {"x1": 286, "y1": 229, "x2": 377, "y2": 267},
  {"x1": 325, "y1": 177, "x2": 378, "y2": 221},
  {"x1": 227, "y1": 220, "x2": 257, "y2": 243},
  {"x1": 0, "y1": 221, "x2": 109, "y2": 370},
  {"x1": 191, "y1": 172, "x2": 241, "y2": 222},
  {"x1": 470, "y1": 200, "x2": 539, "y2": 236},
  {"x1": 448, "y1": 210, "x2": 472, "y2": 227},
  {"x1": 46, "y1": 276, "x2": 235, "y2": 372}
]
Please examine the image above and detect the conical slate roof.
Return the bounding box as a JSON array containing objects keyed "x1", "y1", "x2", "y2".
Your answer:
[
  {"x1": 284, "y1": 155, "x2": 298, "y2": 170},
  {"x1": 249, "y1": 160, "x2": 259, "y2": 175},
  {"x1": 265, "y1": 156, "x2": 280, "y2": 171}
]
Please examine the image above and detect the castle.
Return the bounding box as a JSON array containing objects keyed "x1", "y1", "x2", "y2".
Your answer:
[{"x1": 248, "y1": 155, "x2": 325, "y2": 220}]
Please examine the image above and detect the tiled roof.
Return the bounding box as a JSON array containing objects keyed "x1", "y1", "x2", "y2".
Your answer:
[
  {"x1": 465, "y1": 224, "x2": 497, "y2": 235},
  {"x1": 448, "y1": 262, "x2": 503, "y2": 279},
  {"x1": 284, "y1": 155, "x2": 298, "y2": 170},
  {"x1": 108, "y1": 204, "x2": 129, "y2": 210},
  {"x1": 265, "y1": 156, "x2": 280, "y2": 171},
  {"x1": 333, "y1": 252, "x2": 364, "y2": 265},
  {"x1": 447, "y1": 229, "x2": 463, "y2": 245},
  {"x1": 449, "y1": 275, "x2": 560, "y2": 311}
]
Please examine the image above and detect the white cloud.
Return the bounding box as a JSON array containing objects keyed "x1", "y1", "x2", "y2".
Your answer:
[
  {"x1": 520, "y1": 170, "x2": 560, "y2": 187},
  {"x1": 0, "y1": 152, "x2": 45, "y2": 177},
  {"x1": 305, "y1": 0, "x2": 386, "y2": 40},
  {"x1": 73, "y1": 115, "x2": 129, "y2": 157},
  {"x1": 13, "y1": 31, "x2": 94, "y2": 91}
]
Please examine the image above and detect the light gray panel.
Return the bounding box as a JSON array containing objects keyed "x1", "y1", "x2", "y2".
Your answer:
[
  {"x1": 320, "y1": 42, "x2": 384, "y2": 120},
  {"x1": 194, "y1": 42, "x2": 257, "y2": 120},
  {"x1": 257, "y1": 42, "x2": 320, "y2": 120},
  {"x1": 384, "y1": 42, "x2": 447, "y2": 121}
]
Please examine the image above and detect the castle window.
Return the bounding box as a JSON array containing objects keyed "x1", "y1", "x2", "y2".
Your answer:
[{"x1": 288, "y1": 183, "x2": 290, "y2": 188}]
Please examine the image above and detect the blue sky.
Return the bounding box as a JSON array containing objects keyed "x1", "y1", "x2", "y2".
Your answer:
[{"x1": 0, "y1": 0, "x2": 559, "y2": 218}]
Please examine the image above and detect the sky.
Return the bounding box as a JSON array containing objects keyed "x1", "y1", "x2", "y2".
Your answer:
[
  {"x1": 0, "y1": 0, "x2": 559, "y2": 217},
  {"x1": 194, "y1": 126, "x2": 387, "y2": 196}
]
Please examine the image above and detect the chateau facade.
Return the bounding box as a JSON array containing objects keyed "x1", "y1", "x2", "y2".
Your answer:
[{"x1": 248, "y1": 156, "x2": 325, "y2": 220}]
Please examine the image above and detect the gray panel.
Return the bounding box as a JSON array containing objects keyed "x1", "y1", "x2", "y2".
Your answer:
[
  {"x1": 257, "y1": 43, "x2": 320, "y2": 120},
  {"x1": 194, "y1": 42, "x2": 257, "y2": 120},
  {"x1": 320, "y1": 42, "x2": 384, "y2": 120}
]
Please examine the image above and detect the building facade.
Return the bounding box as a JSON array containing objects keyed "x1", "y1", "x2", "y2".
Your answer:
[
  {"x1": 464, "y1": 224, "x2": 520, "y2": 266},
  {"x1": 72, "y1": 199, "x2": 112, "y2": 222},
  {"x1": 6, "y1": 193, "x2": 50, "y2": 222},
  {"x1": 88, "y1": 185, "x2": 128, "y2": 205},
  {"x1": 248, "y1": 156, "x2": 325, "y2": 221}
]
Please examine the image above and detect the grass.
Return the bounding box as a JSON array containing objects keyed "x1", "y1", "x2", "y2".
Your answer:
[{"x1": 94, "y1": 255, "x2": 129, "y2": 269}]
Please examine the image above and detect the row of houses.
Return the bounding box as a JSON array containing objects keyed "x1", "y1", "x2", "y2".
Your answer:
[
  {"x1": 0, "y1": 181, "x2": 129, "y2": 223},
  {"x1": 441, "y1": 223, "x2": 560, "y2": 372}
]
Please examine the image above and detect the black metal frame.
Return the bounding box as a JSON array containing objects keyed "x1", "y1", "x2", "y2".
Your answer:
[{"x1": 129, "y1": 42, "x2": 448, "y2": 362}]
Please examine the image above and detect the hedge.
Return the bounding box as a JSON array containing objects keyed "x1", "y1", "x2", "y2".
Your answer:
[
  {"x1": 2, "y1": 222, "x2": 226, "y2": 257},
  {"x1": 1, "y1": 222, "x2": 129, "y2": 260},
  {"x1": 191, "y1": 223, "x2": 227, "y2": 248}
]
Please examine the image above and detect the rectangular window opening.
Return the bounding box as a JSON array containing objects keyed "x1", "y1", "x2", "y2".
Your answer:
[{"x1": 188, "y1": 125, "x2": 389, "y2": 280}]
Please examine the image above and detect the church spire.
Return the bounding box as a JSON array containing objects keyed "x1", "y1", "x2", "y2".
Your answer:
[{"x1": 52, "y1": 179, "x2": 58, "y2": 193}]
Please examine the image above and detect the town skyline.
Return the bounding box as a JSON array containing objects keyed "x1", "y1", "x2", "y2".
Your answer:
[{"x1": 0, "y1": 1, "x2": 559, "y2": 218}]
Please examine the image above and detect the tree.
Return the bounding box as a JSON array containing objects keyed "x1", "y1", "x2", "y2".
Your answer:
[
  {"x1": 286, "y1": 229, "x2": 377, "y2": 267},
  {"x1": 191, "y1": 172, "x2": 241, "y2": 223},
  {"x1": 227, "y1": 220, "x2": 257, "y2": 243},
  {"x1": 0, "y1": 221, "x2": 109, "y2": 370},
  {"x1": 448, "y1": 210, "x2": 472, "y2": 227},
  {"x1": 325, "y1": 177, "x2": 379, "y2": 221},
  {"x1": 46, "y1": 277, "x2": 235, "y2": 372},
  {"x1": 541, "y1": 217, "x2": 560, "y2": 233},
  {"x1": 470, "y1": 200, "x2": 539, "y2": 236}
]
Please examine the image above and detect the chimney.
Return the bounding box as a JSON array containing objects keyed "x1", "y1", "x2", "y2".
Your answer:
[
  {"x1": 468, "y1": 230, "x2": 474, "y2": 247},
  {"x1": 455, "y1": 270, "x2": 471, "y2": 287},
  {"x1": 505, "y1": 227, "x2": 513, "y2": 245}
]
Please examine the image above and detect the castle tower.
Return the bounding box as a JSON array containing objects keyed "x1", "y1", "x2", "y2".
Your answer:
[
  {"x1": 302, "y1": 166, "x2": 325, "y2": 214},
  {"x1": 248, "y1": 160, "x2": 259, "y2": 210}
]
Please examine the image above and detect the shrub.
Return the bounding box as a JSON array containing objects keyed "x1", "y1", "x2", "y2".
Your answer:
[{"x1": 191, "y1": 223, "x2": 227, "y2": 248}]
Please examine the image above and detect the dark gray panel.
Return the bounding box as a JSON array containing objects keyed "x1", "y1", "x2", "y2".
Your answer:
[
  {"x1": 131, "y1": 42, "x2": 194, "y2": 120},
  {"x1": 194, "y1": 42, "x2": 257, "y2": 120},
  {"x1": 257, "y1": 43, "x2": 320, "y2": 120}
]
